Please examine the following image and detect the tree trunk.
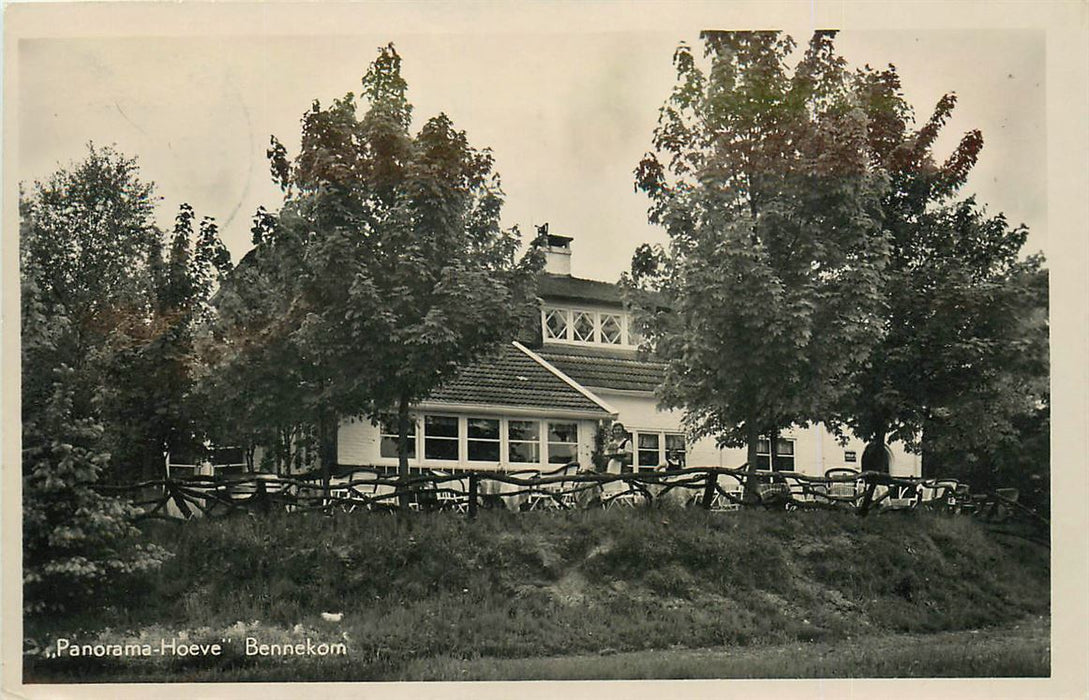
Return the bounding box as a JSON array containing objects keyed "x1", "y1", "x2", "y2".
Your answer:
[
  {"x1": 743, "y1": 421, "x2": 761, "y2": 504},
  {"x1": 318, "y1": 409, "x2": 337, "y2": 500},
  {"x1": 768, "y1": 426, "x2": 781, "y2": 483},
  {"x1": 397, "y1": 393, "x2": 412, "y2": 510}
]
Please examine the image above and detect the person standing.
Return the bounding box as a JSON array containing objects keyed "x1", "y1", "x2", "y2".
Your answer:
[{"x1": 604, "y1": 422, "x2": 632, "y2": 474}]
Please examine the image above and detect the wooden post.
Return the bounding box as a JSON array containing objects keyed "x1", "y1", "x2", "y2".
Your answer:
[
  {"x1": 468, "y1": 473, "x2": 479, "y2": 518},
  {"x1": 255, "y1": 479, "x2": 269, "y2": 515},
  {"x1": 858, "y1": 479, "x2": 878, "y2": 517},
  {"x1": 701, "y1": 470, "x2": 718, "y2": 510}
]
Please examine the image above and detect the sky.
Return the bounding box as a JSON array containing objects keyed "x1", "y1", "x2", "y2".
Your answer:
[{"x1": 15, "y1": 16, "x2": 1047, "y2": 284}]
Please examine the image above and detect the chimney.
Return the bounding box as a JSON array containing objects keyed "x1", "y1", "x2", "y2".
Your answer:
[{"x1": 543, "y1": 232, "x2": 573, "y2": 276}]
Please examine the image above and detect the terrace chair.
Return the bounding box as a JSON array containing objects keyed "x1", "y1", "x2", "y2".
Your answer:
[
  {"x1": 711, "y1": 478, "x2": 743, "y2": 511},
  {"x1": 431, "y1": 470, "x2": 470, "y2": 513},
  {"x1": 825, "y1": 467, "x2": 862, "y2": 507},
  {"x1": 882, "y1": 483, "x2": 920, "y2": 511},
  {"x1": 600, "y1": 476, "x2": 641, "y2": 509},
  {"x1": 527, "y1": 462, "x2": 580, "y2": 510}
]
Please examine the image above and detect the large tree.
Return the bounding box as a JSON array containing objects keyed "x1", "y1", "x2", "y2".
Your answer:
[
  {"x1": 20, "y1": 146, "x2": 184, "y2": 612},
  {"x1": 624, "y1": 31, "x2": 890, "y2": 499},
  {"x1": 835, "y1": 64, "x2": 1048, "y2": 498},
  {"x1": 205, "y1": 44, "x2": 542, "y2": 495}
]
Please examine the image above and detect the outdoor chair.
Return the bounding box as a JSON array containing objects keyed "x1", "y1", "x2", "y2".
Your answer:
[
  {"x1": 600, "y1": 476, "x2": 642, "y2": 509},
  {"x1": 882, "y1": 483, "x2": 920, "y2": 510},
  {"x1": 711, "y1": 478, "x2": 743, "y2": 511},
  {"x1": 527, "y1": 462, "x2": 580, "y2": 510},
  {"x1": 431, "y1": 470, "x2": 470, "y2": 513},
  {"x1": 825, "y1": 467, "x2": 862, "y2": 506}
]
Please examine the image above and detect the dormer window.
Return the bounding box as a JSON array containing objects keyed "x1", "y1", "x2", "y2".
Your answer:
[
  {"x1": 545, "y1": 309, "x2": 569, "y2": 340},
  {"x1": 542, "y1": 306, "x2": 634, "y2": 347},
  {"x1": 573, "y1": 311, "x2": 595, "y2": 342},
  {"x1": 600, "y1": 313, "x2": 622, "y2": 344}
]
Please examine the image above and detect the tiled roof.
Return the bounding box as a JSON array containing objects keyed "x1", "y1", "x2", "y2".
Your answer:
[
  {"x1": 538, "y1": 273, "x2": 668, "y2": 309},
  {"x1": 535, "y1": 344, "x2": 665, "y2": 393},
  {"x1": 426, "y1": 343, "x2": 611, "y2": 415},
  {"x1": 538, "y1": 274, "x2": 624, "y2": 305}
]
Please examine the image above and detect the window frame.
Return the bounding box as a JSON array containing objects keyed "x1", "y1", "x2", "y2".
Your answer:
[
  {"x1": 636, "y1": 432, "x2": 661, "y2": 469},
  {"x1": 540, "y1": 306, "x2": 636, "y2": 347},
  {"x1": 545, "y1": 421, "x2": 580, "y2": 465},
  {"x1": 507, "y1": 419, "x2": 542, "y2": 465},
  {"x1": 379, "y1": 415, "x2": 417, "y2": 460},
  {"x1": 466, "y1": 417, "x2": 502, "y2": 464},
  {"x1": 423, "y1": 414, "x2": 461, "y2": 463},
  {"x1": 757, "y1": 437, "x2": 796, "y2": 471}
]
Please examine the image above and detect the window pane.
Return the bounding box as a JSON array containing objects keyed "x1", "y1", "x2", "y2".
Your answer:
[
  {"x1": 468, "y1": 440, "x2": 500, "y2": 462},
  {"x1": 773, "y1": 455, "x2": 795, "y2": 471},
  {"x1": 573, "y1": 312, "x2": 595, "y2": 342},
  {"x1": 380, "y1": 436, "x2": 415, "y2": 459},
  {"x1": 600, "y1": 314, "x2": 622, "y2": 344},
  {"x1": 665, "y1": 434, "x2": 686, "y2": 451},
  {"x1": 425, "y1": 415, "x2": 459, "y2": 438},
  {"x1": 509, "y1": 441, "x2": 540, "y2": 463},
  {"x1": 757, "y1": 438, "x2": 770, "y2": 455},
  {"x1": 380, "y1": 416, "x2": 416, "y2": 459},
  {"x1": 508, "y1": 420, "x2": 539, "y2": 442},
  {"x1": 548, "y1": 423, "x2": 578, "y2": 443},
  {"x1": 777, "y1": 439, "x2": 794, "y2": 456},
  {"x1": 638, "y1": 449, "x2": 660, "y2": 467},
  {"x1": 548, "y1": 443, "x2": 578, "y2": 464},
  {"x1": 425, "y1": 437, "x2": 459, "y2": 461},
  {"x1": 380, "y1": 416, "x2": 415, "y2": 437},
  {"x1": 545, "y1": 309, "x2": 568, "y2": 339},
  {"x1": 638, "y1": 433, "x2": 660, "y2": 450},
  {"x1": 467, "y1": 418, "x2": 499, "y2": 440}
]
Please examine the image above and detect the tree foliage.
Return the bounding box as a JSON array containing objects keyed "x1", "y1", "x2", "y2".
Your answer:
[
  {"x1": 624, "y1": 31, "x2": 891, "y2": 492},
  {"x1": 203, "y1": 44, "x2": 543, "y2": 486},
  {"x1": 19, "y1": 145, "x2": 188, "y2": 613},
  {"x1": 838, "y1": 64, "x2": 1048, "y2": 503},
  {"x1": 628, "y1": 31, "x2": 1047, "y2": 503}
]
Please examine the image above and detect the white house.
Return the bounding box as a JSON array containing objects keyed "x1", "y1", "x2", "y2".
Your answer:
[{"x1": 336, "y1": 234, "x2": 920, "y2": 479}]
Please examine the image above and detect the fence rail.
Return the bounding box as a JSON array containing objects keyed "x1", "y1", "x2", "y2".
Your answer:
[{"x1": 94, "y1": 465, "x2": 1048, "y2": 540}]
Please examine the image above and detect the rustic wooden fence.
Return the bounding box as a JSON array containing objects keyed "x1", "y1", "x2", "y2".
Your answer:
[{"x1": 95, "y1": 464, "x2": 1048, "y2": 540}]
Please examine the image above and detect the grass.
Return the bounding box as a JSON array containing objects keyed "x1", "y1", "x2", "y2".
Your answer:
[
  {"x1": 397, "y1": 615, "x2": 1050, "y2": 680},
  {"x1": 23, "y1": 506, "x2": 1050, "y2": 681}
]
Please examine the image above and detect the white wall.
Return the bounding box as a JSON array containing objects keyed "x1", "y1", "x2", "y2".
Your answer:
[
  {"x1": 591, "y1": 389, "x2": 921, "y2": 477},
  {"x1": 338, "y1": 393, "x2": 923, "y2": 478}
]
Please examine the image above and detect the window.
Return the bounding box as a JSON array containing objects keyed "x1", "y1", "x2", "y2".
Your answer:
[
  {"x1": 665, "y1": 433, "x2": 686, "y2": 468},
  {"x1": 542, "y1": 306, "x2": 634, "y2": 347},
  {"x1": 637, "y1": 433, "x2": 661, "y2": 468},
  {"x1": 544, "y1": 308, "x2": 569, "y2": 340},
  {"x1": 424, "y1": 416, "x2": 459, "y2": 461},
  {"x1": 757, "y1": 438, "x2": 796, "y2": 471},
  {"x1": 508, "y1": 420, "x2": 541, "y2": 463},
  {"x1": 379, "y1": 416, "x2": 416, "y2": 459},
  {"x1": 467, "y1": 418, "x2": 500, "y2": 462},
  {"x1": 600, "y1": 313, "x2": 622, "y2": 344},
  {"x1": 547, "y1": 422, "x2": 578, "y2": 464},
  {"x1": 572, "y1": 311, "x2": 595, "y2": 342}
]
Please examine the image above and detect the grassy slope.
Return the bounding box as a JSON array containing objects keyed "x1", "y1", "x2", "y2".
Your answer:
[{"x1": 24, "y1": 507, "x2": 1050, "y2": 681}]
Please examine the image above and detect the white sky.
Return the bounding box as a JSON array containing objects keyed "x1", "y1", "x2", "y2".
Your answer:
[{"x1": 15, "y1": 19, "x2": 1047, "y2": 284}]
